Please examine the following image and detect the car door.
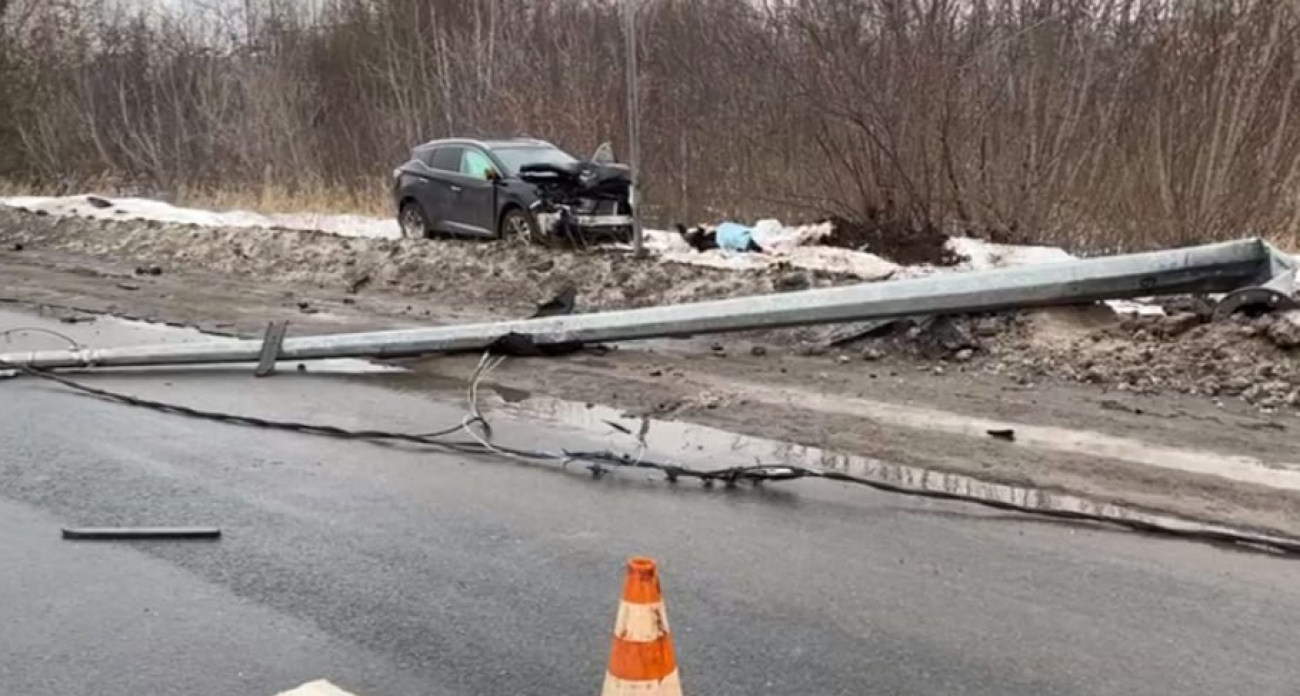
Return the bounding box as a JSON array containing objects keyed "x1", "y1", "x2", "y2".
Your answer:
[
  {"x1": 416, "y1": 146, "x2": 464, "y2": 234},
  {"x1": 442, "y1": 147, "x2": 499, "y2": 238}
]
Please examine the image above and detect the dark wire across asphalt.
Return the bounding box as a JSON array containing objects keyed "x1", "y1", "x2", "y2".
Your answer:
[{"x1": 4, "y1": 350, "x2": 1300, "y2": 559}]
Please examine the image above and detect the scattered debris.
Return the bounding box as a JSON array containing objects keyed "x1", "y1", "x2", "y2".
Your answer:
[
  {"x1": 820, "y1": 215, "x2": 959, "y2": 266},
  {"x1": 1157, "y1": 312, "x2": 1201, "y2": 337},
  {"x1": 914, "y1": 316, "x2": 975, "y2": 359},
  {"x1": 62, "y1": 526, "x2": 222, "y2": 540},
  {"x1": 345, "y1": 272, "x2": 372, "y2": 294},
  {"x1": 297, "y1": 301, "x2": 319, "y2": 315},
  {"x1": 85, "y1": 195, "x2": 113, "y2": 209},
  {"x1": 861, "y1": 347, "x2": 885, "y2": 361},
  {"x1": 795, "y1": 343, "x2": 828, "y2": 357},
  {"x1": 603, "y1": 420, "x2": 633, "y2": 435},
  {"x1": 987, "y1": 429, "x2": 1016, "y2": 441},
  {"x1": 116, "y1": 281, "x2": 140, "y2": 291},
  {"x1": 133, "y1": 265, "x2": 163, "y2": 276},
  {"x1": 972, "y1": 316, "x2": 1007, "y2": 337},
  {"x1": 1267, "y1": 311, "x2": 1300, "y2": 348},
  {"x1": 530, "y1": 285, "x2": 578, "y2": 319},
  {"x1": 1100, "y1": 399, "x2": 1145, "y2": 415},
  {"x1": 775, "y1": 272, "x2": 811, "y2": 292},
  {"x1": 822, "y1": 318, "x2": 901, "y2": 347},
  {"x1": 9, "y1": 242, "x2": 22, "y2": 251},
  {"x1": 57, "y1": 315, "x2": 95, "y2": 325},
  {"x1": 750, "y1": 345, "x2": 768, "y2": 357}
]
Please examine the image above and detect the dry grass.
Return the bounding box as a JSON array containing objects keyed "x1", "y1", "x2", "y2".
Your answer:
[
  {"x1": 0, "y1": 178, "x2": 391, "y2": 219},
  {"x1": 173, "y1": 182, "x2": 391, "y2": 218}
]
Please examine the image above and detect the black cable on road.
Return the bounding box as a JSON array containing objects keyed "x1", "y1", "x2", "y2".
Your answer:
[{"x1": 5, "y1": 355, "x2": 1300, "y2": 559}]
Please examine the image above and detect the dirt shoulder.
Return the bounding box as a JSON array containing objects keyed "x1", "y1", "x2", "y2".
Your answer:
[{"x1": 2, "y1": 210, "x2": 1299, "y2": 537}]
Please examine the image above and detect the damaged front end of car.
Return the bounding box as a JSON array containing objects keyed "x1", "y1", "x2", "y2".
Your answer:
[{"x1": 519, "y1": 147, "x2": 634, "y2": 245}]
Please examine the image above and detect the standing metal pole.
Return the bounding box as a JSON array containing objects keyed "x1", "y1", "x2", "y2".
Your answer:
[{"x1": 624, "y1": 0, "x2": 644, "y2": 257}]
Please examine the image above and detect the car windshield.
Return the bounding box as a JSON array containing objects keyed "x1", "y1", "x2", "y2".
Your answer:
[{"x1": 492, "y1": 145, "x2": 577, "y2": 175}]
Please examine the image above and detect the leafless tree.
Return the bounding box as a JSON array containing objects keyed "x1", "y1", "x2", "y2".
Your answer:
[{"x1": 2, "y1": 0, "x2": 1298, "y2": 249}]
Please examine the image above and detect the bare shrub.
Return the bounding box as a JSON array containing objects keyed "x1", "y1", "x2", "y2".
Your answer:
[{"x1": 1, "y1": 0, "x2": 1298, "y2": 251}]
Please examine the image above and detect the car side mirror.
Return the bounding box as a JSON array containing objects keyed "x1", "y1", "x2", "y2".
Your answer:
[{"x1": 485, "y1": 168, "x2": 502, "y2": 182}]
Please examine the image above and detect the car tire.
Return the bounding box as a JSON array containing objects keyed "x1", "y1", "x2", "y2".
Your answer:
[
  {"x1": 500, "y1": 207, "x2": 541, "y2": 244},
  {"x1": 399, "y1": 201, "x2": 430, "y2": 239}
]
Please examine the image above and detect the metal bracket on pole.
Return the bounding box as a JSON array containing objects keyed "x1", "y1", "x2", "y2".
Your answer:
[
  {"x1": 1212, "y1": 269, "x2": 1298, "y2": 320},
  {"x1": 255, "y1": 321, "x2": 289, "y2": 377}
]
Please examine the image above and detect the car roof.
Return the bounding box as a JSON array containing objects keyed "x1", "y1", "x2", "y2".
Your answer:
[{"x1": 414, "y1": 137, "x2": 557, "y2": 152}]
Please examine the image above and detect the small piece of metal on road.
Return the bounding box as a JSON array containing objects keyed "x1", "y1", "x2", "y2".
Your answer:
[{"x1": 61, "y1": 526, "x2": 222, "y2": 541}]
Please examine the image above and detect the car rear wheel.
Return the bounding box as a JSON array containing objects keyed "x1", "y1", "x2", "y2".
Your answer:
[
  {"x1": 500, "y1": 207, "x2": 541, "y2": 244},
  {"x1": 399, "y1": 201, "x2": 430, "y2": 239}
]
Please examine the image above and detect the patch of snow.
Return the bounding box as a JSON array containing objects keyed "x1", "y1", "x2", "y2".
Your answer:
[
  {"x1": 1, "y1": 195, "x2": 400, "y2": 240},
  {"x1": 642, "y1": 228, "x2": 695, "y2": 254},
  {"x1": 781, "y1": 246, "x2": 898, "y2": 281},
  {"x1": 1108, "y1": 300, "x2": 1168, "y2": 317},
  {"x1": 947, "y1": 237, "x2": 1076, "y2": 271},
  {"x1": 751, "y1": 219, "x2": 834, "y2": 254},
  {"x1": 643, "y1": 223, "x2": 895, "y2": 280}
]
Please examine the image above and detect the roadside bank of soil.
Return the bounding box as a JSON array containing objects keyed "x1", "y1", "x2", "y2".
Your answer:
[{"x1": 0, "y1": 206, "x2": 859, "y2": 314}]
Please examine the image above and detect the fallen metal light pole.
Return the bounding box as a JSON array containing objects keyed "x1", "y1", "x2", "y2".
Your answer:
[{"x1": 1, "y1": 239, "x2": 1294, "y2": 371}]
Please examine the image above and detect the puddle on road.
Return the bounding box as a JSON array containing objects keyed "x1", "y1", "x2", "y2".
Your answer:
[{"x1": 481, "y1": 391, "x2": 1299, "y2": 549}]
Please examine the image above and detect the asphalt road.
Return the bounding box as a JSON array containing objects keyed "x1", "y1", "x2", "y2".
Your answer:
[{"x1": 3, "y1": 311, "x2": 1300, "y2": 695}]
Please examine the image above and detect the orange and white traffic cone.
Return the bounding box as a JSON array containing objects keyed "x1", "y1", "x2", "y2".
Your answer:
[{"x1": 601, "y1": 557, "x2": 684, "y2": 695}]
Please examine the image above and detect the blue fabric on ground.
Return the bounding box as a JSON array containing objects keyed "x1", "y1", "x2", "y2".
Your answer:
[{"x1": 715, "y1": 222, "x2": 756, "y2": 252}]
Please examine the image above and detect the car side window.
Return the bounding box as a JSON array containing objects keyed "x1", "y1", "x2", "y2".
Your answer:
[
  {"x1": 428, "y1": 147, "x2": 463, "y2": 172},
  {"x1": 460, "y1": 149, "x2": 495, "y2": 180}
]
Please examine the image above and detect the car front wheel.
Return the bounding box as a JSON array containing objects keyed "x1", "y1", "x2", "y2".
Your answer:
[
  {"x1": 399, "y1": 201, "x2": 430, "y2": 239},
  {"x1": 500, "y1": 208, "x2": 541, "y2": 244}
]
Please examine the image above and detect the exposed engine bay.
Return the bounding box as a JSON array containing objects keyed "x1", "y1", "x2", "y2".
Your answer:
[{"x1": 519, "y1": 155, "x2": 634, "y2": 245}]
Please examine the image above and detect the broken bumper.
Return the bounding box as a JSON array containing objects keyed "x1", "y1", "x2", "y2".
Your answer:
[{"x1": 536, "y1": 213, "x2": 634, "y2": 241}]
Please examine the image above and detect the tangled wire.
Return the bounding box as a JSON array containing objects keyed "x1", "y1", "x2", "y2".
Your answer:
[{"x1": 4, "y1": 325, "x2": 1300, "y2": 558}]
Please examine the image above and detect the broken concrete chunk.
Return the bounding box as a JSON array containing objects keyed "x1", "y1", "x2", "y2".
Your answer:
[
  {"x1": 915, "y1": 316, "x2": 974, "y2": 358},
  {"x1": 861, "y1": 346, "x2": 885, "y2": 361},
  {"x1": 1157, "y1": 312, "x2": 1201, "y2": 337},
  {"x1": 972, "y1": 317, "x2": 1005, "y2": 337},
  {"x1": 795, "y1": 343, "x2": 827, "y2": 357},
  {"x1": 1266, "y1": 310, "x2": 1300, "y2": 348}
]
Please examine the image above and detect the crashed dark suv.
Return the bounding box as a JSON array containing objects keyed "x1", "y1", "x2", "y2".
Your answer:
[{"x1": 391, "y1": 137, "x2": 633, "y2": 244}]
